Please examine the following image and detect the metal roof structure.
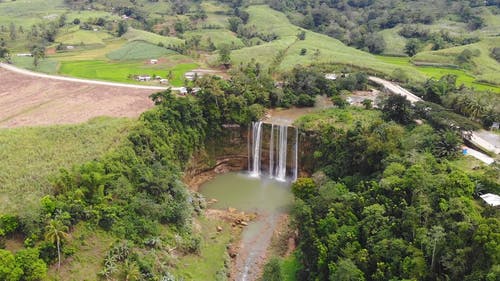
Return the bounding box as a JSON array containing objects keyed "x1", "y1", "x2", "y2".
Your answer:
[{"x1": 480, "y1": 193, "x2": 500, "y2": 207}]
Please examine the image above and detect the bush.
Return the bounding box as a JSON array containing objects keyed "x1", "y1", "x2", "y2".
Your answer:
[
  {"x1": 261, "y1": 257, "x2": 283, "y2": 281},
  {"x1": 297, "y1": 94, "x2": 315, "y2": 107}
]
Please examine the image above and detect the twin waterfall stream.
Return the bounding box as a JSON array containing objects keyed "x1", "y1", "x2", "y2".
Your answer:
[{"x1": 248, "y1": 121, "x2": 299, "y2": 182}]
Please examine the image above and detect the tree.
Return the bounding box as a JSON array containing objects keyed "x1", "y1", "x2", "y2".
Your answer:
[
  {"x1": 9, "y1": 22, "x2": 16, "y2": 40},
  {"x1": 365, "y1": 33, "x2": 385, "y2": 54},
  {"x1": 361, "y1": 99, "x2": 372, "y2": 109},
  {"x1": 297, "y1": 30, "x2": 306, "y2": 40},
  {"x1": 330, "y1": 258, "x2": 365, "y2": 281},
  {"x1": 404, "y1": 39, "x2": 420, "y2": 57},
  {"x1": 31, "y1": 45, "x2": 45, "y2": 68},
  {"x1": 44, "y1": 219, "x2": 69, "y2": 270},
  {"x1": 0, "y1": 249, "x2": 23, "y2": 281},
  {"x1": 381, "y1": 94, "x2": 413, "y2": 124},
  {"x1": 292, "y1": 178, "x2": 317, "y2": 201},
  {"x1": 117, "y1": 21, "x2": 128, "y2": 37},
  {"x1": 228, "y1": 17, "x2": 242, "y2": 33},
  {"x1": 261, "y1": 257, "x2": 283, "y2": 281},
  {"x1": 218, "y1": 44, "x2": 231, "y2": 68},
  {"x1": 119, "y1": 260, "x2": 140, "y2": 281},
  {"x1": 14, "y1": 249, "x2": 47, "y2": 281},
  {"x1": 300, "y1": 48, "x2": 307, "y2": 55}
]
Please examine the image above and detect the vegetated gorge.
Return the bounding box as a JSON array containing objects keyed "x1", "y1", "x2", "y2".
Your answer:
[{"x1": 0, "y1": 0, "x2": 499, "y2": 281}]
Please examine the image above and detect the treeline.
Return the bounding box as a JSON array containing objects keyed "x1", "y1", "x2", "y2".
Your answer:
[
  {"x1": 1, "y1": 92, "x2": 209, "y2": 280},
  {"x1": 266, "y1": 0, "x2": 497, "y2": 54},
  {"x1": 289, "y1": 107, "x2": 499, "y2": 280}
]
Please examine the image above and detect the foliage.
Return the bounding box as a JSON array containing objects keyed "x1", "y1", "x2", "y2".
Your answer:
[
  {"x1": 292, "y1": 103, "x2": 499, "y2": 280},
  {"x1": 381, "y1": 94, "x2": 413, "y2": 125},
  {"x1": 218, "y1": 44, "x2": 232, "y2": 67},
  {"x1": 261, "y1": 257, "x2": 284, "y2": 281}
]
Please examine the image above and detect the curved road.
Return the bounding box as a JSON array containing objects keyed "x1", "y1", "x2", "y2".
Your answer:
[
  {"x1": 0, "y1": 62, "x2": 182, "y2": 91},
  {"x1": 369, "y1": 76, "x2": 498, "y2": 163}
]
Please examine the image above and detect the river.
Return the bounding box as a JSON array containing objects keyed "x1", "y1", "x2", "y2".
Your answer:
[{"x1": 200, "y1": 172, "x2": 294, "y2": 281}]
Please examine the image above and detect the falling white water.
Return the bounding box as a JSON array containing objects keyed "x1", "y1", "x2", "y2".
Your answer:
[
  {"x1": 248, "y1": 122, "x2": 299, "y2": 181},
  {"x1": 293, "y1": 127, "x2": 298, "y2": 181},
  {"x1": 250, "y1": 121, "x2": 263, "y2": 177},
  {"x1": 276, "y1": 125, "x2": 288, "y2": 181},
  {"x1": 269, "y1": 124, "x2": 274, "y2": 178}
]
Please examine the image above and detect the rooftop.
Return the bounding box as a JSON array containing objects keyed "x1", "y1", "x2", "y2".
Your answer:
[{"x1": 480, "y1": 193, "x2": 500, "y2": 207}]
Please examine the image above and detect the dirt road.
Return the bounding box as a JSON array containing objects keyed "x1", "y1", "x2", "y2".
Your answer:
[
  {"x1": 0, "y1": 67, "x2": 158, "y2": 127},
  {"x1": 0, "y1": 62, "x2": 178, "y2": 90}
]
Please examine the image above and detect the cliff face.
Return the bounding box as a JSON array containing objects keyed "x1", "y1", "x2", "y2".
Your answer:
[
  {"x1": 183, "y1": 125, "x2": 249, "y2": 190},
  {"x1": 183, "y1": 123, "x2": 315, "y2": 190}
]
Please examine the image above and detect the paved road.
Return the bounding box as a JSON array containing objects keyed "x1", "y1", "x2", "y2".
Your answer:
[
  {"x1": 368, "y1": 76, "x2": 422, "y2": 103},
  {"x1": 0, "y1": 62, "x2": 182, "y2": 91},
  {"x1": 369, "y1": 76, "x2": 498, "y2": 161},
  {"x1": 464, "y1": 146, "x2": 495, "y2": 165}
]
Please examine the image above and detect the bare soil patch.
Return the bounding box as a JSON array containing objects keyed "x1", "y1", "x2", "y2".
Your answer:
[{"x1": 0, "y1": 68, "x2": 156, "y2": 127}]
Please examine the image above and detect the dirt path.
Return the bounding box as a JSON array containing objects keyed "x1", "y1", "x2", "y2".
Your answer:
[
  {"x1": 0, "y1": 67, "x2": 158, "y2": 127},
  {"x1": 0, "y1": 62, "x2": 180, "y2": 90}
]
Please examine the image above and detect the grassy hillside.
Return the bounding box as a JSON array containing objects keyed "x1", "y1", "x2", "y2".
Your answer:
[
  {"x1": 123, "y1": 28, "x2": 185, "y2": 46},
  {"x1": 0, "y1": 117, "x2": 135, "y2": 217},
  {"x1": 184, "y1": 29, "x2": 244, "y2": 49},
  {"x1": 228, "y1": 6, "x2": 417, "y2": 78},
  {"x1": 0, "y1": 0, "x2": 66, "y2": 27},
  {"x1": 106, "y1": 40, "x2": 177, "y2": 60},
  {"x1": 413, "y1": 37, "x2": 500, "y2": 85},
  {"x1": 56, "y1": 29, "x2": 113, "y2": 45}
]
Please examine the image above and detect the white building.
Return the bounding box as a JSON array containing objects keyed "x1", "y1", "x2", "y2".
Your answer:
[{"x1": 480, "y1": 193, "x2": 500, "y2": 207}]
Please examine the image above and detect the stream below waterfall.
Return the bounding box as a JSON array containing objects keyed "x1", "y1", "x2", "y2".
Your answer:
[{"x1": 200, "y1": 172, "x2": 293, "y2": 281}]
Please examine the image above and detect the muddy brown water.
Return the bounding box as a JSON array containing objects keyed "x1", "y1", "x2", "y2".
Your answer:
[{"x1": 200, "y1": 172, "x2": 293, "y2": 281}]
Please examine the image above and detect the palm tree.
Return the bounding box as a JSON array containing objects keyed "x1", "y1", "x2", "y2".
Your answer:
[
  {"x1": 119, "y1": 260, "x2": 141, "y2": 281},
  {"x1": 45, "y1": 219, "x2": 69, "y2": 270}
]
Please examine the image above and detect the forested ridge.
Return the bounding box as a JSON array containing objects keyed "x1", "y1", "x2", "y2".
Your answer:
[
  {"x1": 287, "y1": 108, "x2": 500, "y2": 280},
  {"x1": 267, "y1": 0, "x2": 497, "y2": 54}
]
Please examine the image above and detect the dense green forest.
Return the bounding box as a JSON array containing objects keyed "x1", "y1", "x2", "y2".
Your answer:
[
  {"x1": 267, "y1": 0, "x2": 498, "y2": 54},
  {"x1": 286, "y1": 108, "x2": 500, "y2": 281}
]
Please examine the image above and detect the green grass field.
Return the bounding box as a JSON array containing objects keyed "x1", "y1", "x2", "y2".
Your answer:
[
  {"x1": 0, "y1": 117, "x2": 135, "y2": 217},
  {"x1": 375, "y1": 55, "x2": 500, "y2": 92},
  {"x1": 184, "y1": 29, "x2": 244, "y2": 49},
  {"x1": 0, "y1": 0, "x2": 66, "y2": 27},
  {"x1": 413, "y1": 37, "x2": 500, "y2": 86},
  {"x1": 106, "y1": 40, "x2": 177, "y2": 60},
  {"x1": 11, "y1": 56, "x2": 60, "y2": 74},
  {"x1": 56, "y1": 29, "x2": 113, "y2": 45},
  {"x1": 59, "y1": 59, "x2": 198, "y2": 86},
  {"x1": 123, "y1": 28, "x2": 185, "y2": 46}
]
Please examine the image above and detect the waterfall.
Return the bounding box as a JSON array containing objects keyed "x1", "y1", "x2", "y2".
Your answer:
[
  {"x1": 293, "y1": 127, "x2": 298, "y2": 181},
  {"x1": 250, "y1": 121, "x2": 263, "y2": 177},
  {"x1": 248, "y1": 122, "x2": 299, "y2": 181},
  {"x1": 276, "y1": 125, "x2": 288, "y2": 181},
  {"x1": 269, "y1": 124, "x2": 274, "y2": 178}
]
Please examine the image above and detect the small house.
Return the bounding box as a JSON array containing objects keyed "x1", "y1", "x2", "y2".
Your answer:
[
  {"x1": 150, "y1": 59, "x2": 158, "y2": 64},
  {"x1": 136, "y1": 75, "x2": 151, "y2": 82},
  {"x1": 325, "y1": 73, "x2": 337, "y2": 80}
]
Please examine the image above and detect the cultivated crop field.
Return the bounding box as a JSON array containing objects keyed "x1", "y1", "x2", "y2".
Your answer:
[
  {"x1": 0, "y1": 117, "x2": 134, "y2": 217},
  {"x1": 0, "y1": 67, "x2": 155, "y2": 127}
]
